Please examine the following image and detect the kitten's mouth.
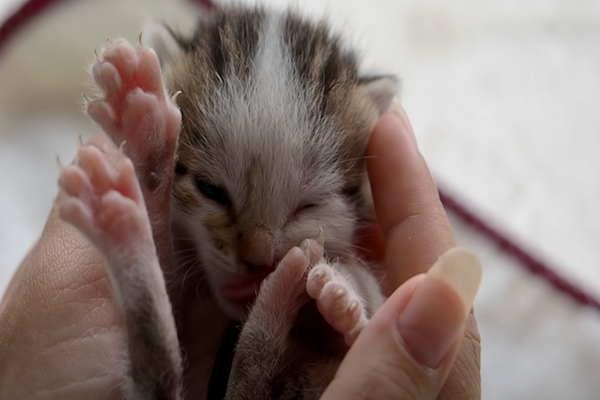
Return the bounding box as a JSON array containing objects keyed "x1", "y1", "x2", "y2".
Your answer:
[{"x1": 221, "y1": 274, "x2": 268, "y2": 309}]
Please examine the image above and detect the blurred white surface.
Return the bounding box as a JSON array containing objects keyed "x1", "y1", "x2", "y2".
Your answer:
[{"x1": 0, "y1": 0, "x2": 599, "y2": 399}]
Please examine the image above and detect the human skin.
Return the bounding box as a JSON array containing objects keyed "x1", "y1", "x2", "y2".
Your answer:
[
  {"x1": 0, "y1": 108, "x2": 480, "y2": 400},
  {"x1": 324, "y1": 108, "x2": 481, "y2": 399}
]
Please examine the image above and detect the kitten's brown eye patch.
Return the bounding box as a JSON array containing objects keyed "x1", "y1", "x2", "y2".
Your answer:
[{"x1": 197, "y1": 180, "x2": 230, "y2": 206}]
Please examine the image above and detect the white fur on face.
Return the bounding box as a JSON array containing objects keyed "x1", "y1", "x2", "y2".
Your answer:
[{"x1": 156, "y1": 3, "x2": 398, "y2": 321}]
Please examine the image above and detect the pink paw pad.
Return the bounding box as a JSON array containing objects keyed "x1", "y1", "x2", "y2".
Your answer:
[
  {"x1": 307, "y1": 263, "x2": 368, "y2": 346},
  {"x1": 57, "y1": 143, "x2": 153, "y2": 255},
  {"x1": 254, "y1": 238, "x2": 324, "y2": 317},
  {"x1": 85, "y1": 38, "x2": 181, "y2": 172}
]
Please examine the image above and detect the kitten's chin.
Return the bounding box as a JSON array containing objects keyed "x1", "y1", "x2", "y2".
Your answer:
[
  {"x1": 215, "y1": 293, "x2": 254, "y2": 321},
  {"x1": 213, "y1": 273, "x2": 269, "y2": 321}
]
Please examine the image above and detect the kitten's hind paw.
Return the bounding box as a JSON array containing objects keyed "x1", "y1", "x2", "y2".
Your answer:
[
  {"x1": 86, "y1": 38, "x2": 181, "y2": 171},
  {"x1": 57, "y1": 141, "x2": 153, "y2": 257}
]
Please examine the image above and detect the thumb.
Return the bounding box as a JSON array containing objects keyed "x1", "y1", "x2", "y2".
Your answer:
[{"x1": 320, "y1": 248, "x2": 481, "y2": 400}]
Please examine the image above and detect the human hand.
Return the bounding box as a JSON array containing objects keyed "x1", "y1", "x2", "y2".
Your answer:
[
  {"x1": 0, "y1": 134, "x2": 128, "y2": 400},
  {"x1": 321, "y1": 105, "x2": 482, "y2": 400},
  {"x1": 0, "y1": 106, "x2": 482, "y2": 400},
  {"x1": 0, "y1": 132, "x2": 223, "y2": 400}
]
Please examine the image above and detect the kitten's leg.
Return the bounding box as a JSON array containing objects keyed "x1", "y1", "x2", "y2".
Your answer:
[
  {"x1": 85, "y1": 39, "x2": 228, "y2": 399},
  {"x1": 307, "y1": 259, "x2": 385, "y2": 346},
  {"x1": 57, "y1": 143, "x2": 182, "y2": 400},
  {"x1": 225, "y1": 239, "x2": 324, "y2": 400},
  {"x1": 85, "y1": 38, "x2": 181, "y2": 278}
]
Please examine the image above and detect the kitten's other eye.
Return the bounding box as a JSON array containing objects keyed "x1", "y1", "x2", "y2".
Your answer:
[
  {"x1": 197, "y1": 180, "x2": 230, "y2": 206},
  {"x1": 295, "y1": 203, "x2": 317, "y2": 214}
]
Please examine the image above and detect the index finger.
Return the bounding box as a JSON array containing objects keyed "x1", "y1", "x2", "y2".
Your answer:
[{"x1": 366, "y1": 105, "x2": 456, "y2": 288}]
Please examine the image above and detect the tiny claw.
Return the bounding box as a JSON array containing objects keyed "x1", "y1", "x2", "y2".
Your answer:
[
  {"x1": 81, "y1": 92, "x2": 91, "y2": 104},
  {"x1": 170, "y1": 90, "x2": 182, "y2": 103},
  {"x1": 56, "y1": 156, "x2": 64, "y2": 171},
  {"x1": 118, "y1": 140, "x2": 127, "y2": 154},
  {"x1": 77, "y1": 135, "x2": 84, "y2": 149},
  {"x1": 348, "y1": 300, "x2": 359, "y2": 313},
  {"x1": 137, "y1": 31, "x2": 143, "y2": 45},
  {"x1": 316, "y1": 227, "x2": 324, "y2": 247},
  {"x1": 105, "y1": 36, "x2": 112, "y2": 43},
  {"x1": 93, "y1": 47, "x2": 99, "y2": 59}
]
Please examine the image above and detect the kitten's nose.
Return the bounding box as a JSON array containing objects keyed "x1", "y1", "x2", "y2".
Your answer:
[{"x1": 238, "y1": 228, "x2": 275, "y2": 275}]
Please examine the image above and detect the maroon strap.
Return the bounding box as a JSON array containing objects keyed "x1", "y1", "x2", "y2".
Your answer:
[
  {"x1": 1, "y1": 0, "x2": 598, "y2": 312},
  {"x1": 440, "y1": 189, "x2": 600, "y2": 311},
  {"x1": 190, "y1": 0, "x2": 216, "y2": 10},
  {"x1": 0, "y1": 0, "x2": 216, "y2": 54},
  {"x1": 0, "y1": 0, "x2": 62, "y2": 54}
]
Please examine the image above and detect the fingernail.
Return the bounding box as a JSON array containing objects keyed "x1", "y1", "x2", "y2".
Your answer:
[
  {"x1": 397, "y1": 248, "x2": 481, "y2": 368},
  {"x1": 387, "y1": 97, "x2": 417, "y2": 146},
  {"x1": 427, "y1": 248, "x2": 482, "y2": 316},
  {"x1": 387, "y1": 96, "x2": 404, "y2": 117}
]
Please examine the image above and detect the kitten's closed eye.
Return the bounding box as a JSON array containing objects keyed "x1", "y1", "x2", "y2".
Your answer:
[
  {"x1": 197, "y1": 180, "x2": 230, "y2": 206},
  {"x1": 295, "y1": 203, "x2": 317, "y2": 214}
]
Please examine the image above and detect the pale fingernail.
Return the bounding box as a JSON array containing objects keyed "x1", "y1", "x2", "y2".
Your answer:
[
  {"x1": 427, "y1": 248, "x2": 482, "y2": 316},
  {"x1": 388, "y1": 96, "x2": 404, "y2": 116},
  {"x1": 387, "y1": 97, "x2": 417, "y2": 146},
  {"x1": 397, "y1": 248, "x2": 481, "y2": 368}
]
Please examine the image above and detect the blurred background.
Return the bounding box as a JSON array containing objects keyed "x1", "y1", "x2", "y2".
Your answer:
[{"x1": 0, "y1": 0, "x2": 599, "y2": 398}]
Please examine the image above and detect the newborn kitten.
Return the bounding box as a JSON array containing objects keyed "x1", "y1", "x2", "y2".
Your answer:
[{"x1": 57, "y1": 4, "x2": 396, "y2": 400}]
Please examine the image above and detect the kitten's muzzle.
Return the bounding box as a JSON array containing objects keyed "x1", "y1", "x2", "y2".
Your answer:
[{"x1": 238, "y1": 227, "x2": 276, "y2": 273}]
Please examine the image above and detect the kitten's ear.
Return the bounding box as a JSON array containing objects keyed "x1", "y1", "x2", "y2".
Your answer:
[
  {"x1": 359, "y1": 76, "x2": 399, "y2": 116},
  {"x1": 141, "y1": 21, "x2": 185, "y2": 70}
]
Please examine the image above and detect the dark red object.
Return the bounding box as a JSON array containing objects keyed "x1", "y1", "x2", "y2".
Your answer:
[
  {"x1": 0, "y1": 0, "x2": 598, "y2": 313},
  {"x1": 0, "y1": 0, "x2": 216, "y2": 54},
  {"x1": 439, "y1": 189, "x2": 600, "y2": 311},
  {"x1": 0, "y1": 0, "x2": 59, "y2": 53}
]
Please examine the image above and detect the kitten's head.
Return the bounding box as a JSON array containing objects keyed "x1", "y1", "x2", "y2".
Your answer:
[{"x1": 144, "y1": 7, "x2": 396, "y2": 320}]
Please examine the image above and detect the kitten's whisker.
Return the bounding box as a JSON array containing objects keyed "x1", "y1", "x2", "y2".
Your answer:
[{"x1": 180, "y1": 261, "x2": 200, "y2": 288}]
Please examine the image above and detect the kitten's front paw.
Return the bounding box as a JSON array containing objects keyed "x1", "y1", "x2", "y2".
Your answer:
[
  {"x1": 254, "y1": 238, "x2": 325, "y2": 316},
  {"x1": 57, "y1": 142, "x2": 153, "y2": 256},
  {"x1": 86, "y1": 38, "x2": 181, "y2": 172},
  {"x1": 307, "y1": 263, "x2": 368, "y2": 346}
]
